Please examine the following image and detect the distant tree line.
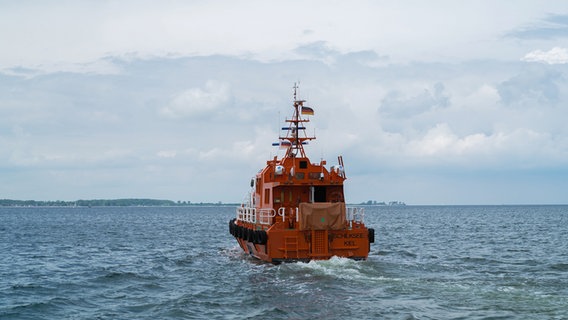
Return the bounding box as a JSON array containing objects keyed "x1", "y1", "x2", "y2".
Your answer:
[
  {"x1": 360, "y1": 200, "x2": 406, "y2": 206},
  {"x1": 0, "y1": 199, "x2": 237, "y2": 207}
]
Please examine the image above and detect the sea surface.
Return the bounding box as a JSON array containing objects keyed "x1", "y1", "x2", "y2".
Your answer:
[{"x1": 1, "y1": 205, "x2": 567, "y2": 319}]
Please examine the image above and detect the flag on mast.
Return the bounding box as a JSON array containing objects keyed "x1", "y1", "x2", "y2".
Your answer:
[{"x1": 301, "y1": 106, "x2": 314, "y2": 115}]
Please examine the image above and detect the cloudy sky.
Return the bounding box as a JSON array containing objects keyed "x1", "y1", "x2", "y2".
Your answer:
[{"x1": 1, "y1": 1, "x2": 568, "y2": 204}]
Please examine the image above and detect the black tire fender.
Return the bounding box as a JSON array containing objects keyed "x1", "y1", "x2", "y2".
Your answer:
[{"x1": 368, "y1": 228, "x2": 375, "y2": 243}]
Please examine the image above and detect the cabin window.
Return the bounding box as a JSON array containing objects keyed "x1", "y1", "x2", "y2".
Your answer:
[
  {"x1": 264, "y1": 188, "x2": 270, "y2": 204},
  {"x1": 309, "y1": 172, "x2": 321, "y2": 179},
  {"x1": 295, "y1": 172, "x2": 305, "y2": 180},
  {"x1": 299, "y1": 160, "x2": 308, "y2": 169},
  {"x1": 314, "y1": 186, "x2": 327, "y2": 202}
]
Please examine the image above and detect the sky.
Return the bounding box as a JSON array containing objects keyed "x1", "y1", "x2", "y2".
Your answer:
[{"x1": 1, "y1": 1, "x2": 568, "y2": 205}]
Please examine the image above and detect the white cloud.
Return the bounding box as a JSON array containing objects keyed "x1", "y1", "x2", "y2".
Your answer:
[
  {"x1": 497, "y1": 67, "x2": 563, "y2": 106},
  {"x1": 160, "y1": 80, "x2": 231, "y2": 119},
  {"x1": 380, "y1": 82, "x2": 450, "y2": 119},
  {"x1": 408, "y1": 123, "x2": 456, "y2": 156},
  {"x1": 522, "y1": 47, "x2": 568, "y2": 64},
  {"x1": 157, "y1": 150, "x2": 176, "y2": 158},
  {"x1": 1, "y1": 1, "x2": 564, "y2": 72},
  {"x1": 404, "y1": 124, "x2": 554, "y2": 165}
]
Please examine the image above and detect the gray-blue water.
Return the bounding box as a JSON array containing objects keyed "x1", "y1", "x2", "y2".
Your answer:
[{"x1": 1, "y1": 205, "x2": 567, "y2": 319}]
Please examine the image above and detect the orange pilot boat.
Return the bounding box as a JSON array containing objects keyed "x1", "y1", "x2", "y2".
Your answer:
[{"x1": 229, "y1": 85, "x2": 375, "y2": 263}]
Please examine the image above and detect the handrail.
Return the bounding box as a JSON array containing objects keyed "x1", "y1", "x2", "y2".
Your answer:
[
  {"x1": 346, "y1": 206, "x2": 365, "y2": 228},
  {"x1": 277, "y1": 207, "x2": 299, "y2": 222},
  {"x1": 258, "y1": 208, "x2": 276, "y2": 225},
  {"x1": 278, "y1": 207, "x2": 286, "y2": 222},
  {"x1": 236, "y1": 206, "x2": 256, "y2": 223},
  {"x1": 238, "y1": 205, "x2": 364, "y2": 227},
  {"x1": 237, "y1": 206, "x2": 276, "y2": 225}
]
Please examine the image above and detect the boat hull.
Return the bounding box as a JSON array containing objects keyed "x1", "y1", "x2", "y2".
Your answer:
[{"x1": 230, "y1": 218, "x2": 374, "y2": 263}]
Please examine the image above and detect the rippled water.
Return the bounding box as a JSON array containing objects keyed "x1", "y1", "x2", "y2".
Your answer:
[{"x1": 1, "y1": 205, "x2": 567, "y2": 319}]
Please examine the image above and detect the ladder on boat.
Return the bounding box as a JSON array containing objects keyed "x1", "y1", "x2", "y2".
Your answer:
[{"x1": 284, "y1": 236, "x2": 299, "y2": 259}]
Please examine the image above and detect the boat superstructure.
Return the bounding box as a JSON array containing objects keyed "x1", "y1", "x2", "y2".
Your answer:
[{"x1": 229, "y1": 85, "x2": 375, "y2": 263}]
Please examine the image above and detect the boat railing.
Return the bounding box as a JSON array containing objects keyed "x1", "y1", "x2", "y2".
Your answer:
[
  {"x1": 277, "y1": 205, "x2": 363, "y2": 225},
  {"x1": 236, "y1": 206, "x2": 256, "y2": 223},
  {"x1": 346, "y1": 206, "x2": 365, "y2": 228},
  {"x1": 277, "y1": 207, "x2": 286, "y2": 221},
  {"x1": 240, "y1": 205, "x2": 363, "y2": 226},
  {"x1": 278, "y1": 207, "x2": 299, "y2": 222},
  {"x1": 258, "y1": 208, "x2": 276, "y2": 225},
  {"x1": 240, "y1": 191, "x2": 254, "y2": 208}
]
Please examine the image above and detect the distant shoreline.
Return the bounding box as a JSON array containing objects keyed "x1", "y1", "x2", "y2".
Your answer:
[
  {"x1": 2, "y1": 199, "x2": 565, "y2": 207},
  {"x1": 0, "y1": 199, "x2": 238, "y2": 207}
]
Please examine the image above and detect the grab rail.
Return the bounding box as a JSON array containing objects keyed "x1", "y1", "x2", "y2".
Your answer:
[
  {"x1": 236, "y1": 207, "x2": 256, "y2": 223},
  {"x1": 278, "y1": 207, "x2": 286, "y2": 222},
  {"x1": 238, "y1": 205, "x2": 364, "y2": 227},
  {"x1": 258, "y1": 208, "x2": 276, "y2": 225},
  {"x1": 278, "y1": 207, "x2": 299, "y2": 222},
  {"x1": 346, "y1": 206, "x2": 365, "y2": 228},
  {"x1": 237, "y1": 206, "x2": 276, "y2": 225}
]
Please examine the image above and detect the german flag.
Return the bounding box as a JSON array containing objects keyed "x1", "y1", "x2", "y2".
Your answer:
[{"x1": 301, "y1": 106, "x2": 314, "y2": 115}]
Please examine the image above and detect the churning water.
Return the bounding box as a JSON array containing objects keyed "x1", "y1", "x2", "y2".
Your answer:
[{"x1": 1, "y1": 205, "x2": 567, "y2": 319}]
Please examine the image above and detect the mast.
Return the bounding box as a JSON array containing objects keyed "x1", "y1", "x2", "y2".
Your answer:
[{"x1": 277, "y1": 83, "x2": 315, "y2": 158}]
